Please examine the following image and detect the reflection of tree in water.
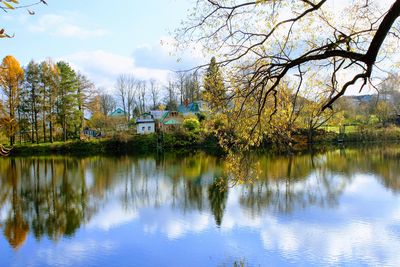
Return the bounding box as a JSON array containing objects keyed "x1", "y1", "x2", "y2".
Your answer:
[
  {"x1": 235, "y1": 145, "x2": 400, "y2": 214},
  {"x1": 3, "y1": 159, "x2": 29, "y2": 250},
  {"x1": 1, "y1": 145, "x2": 399, "y2": 249},
  {"x1": 0, "y1": 157, "x2": 96, "y2": 248},
  {"x1": 324, "y1": 146, "x2": 400, "y2": 193},
  {"x1": 208, "y1": 177, "x2": 228, "y2": 226}
]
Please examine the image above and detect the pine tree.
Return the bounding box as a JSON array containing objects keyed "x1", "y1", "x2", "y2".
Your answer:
[
  {"x1": 76, "y1": 73, "x2": 94, "y2": 135},
  {"x1": 56, "y1": 61, "x2": 78, "y2": 142},
  {"x1": 40, "y1": 60, "x2": 59, "y2": 143},
  {"x1": 203, "y1": 57, "x2": 226, "y2": 110},
  {"x1": 25, "y1": 60, "x2": 41, "y2": 144}
]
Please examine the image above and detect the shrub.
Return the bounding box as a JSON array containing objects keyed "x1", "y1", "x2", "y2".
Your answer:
[{"x1": 183, "y1": 117, "x2": 200, "y2": 132}]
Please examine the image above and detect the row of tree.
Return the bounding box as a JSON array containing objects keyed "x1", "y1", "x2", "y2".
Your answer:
[
  {"x1": 0, "y1": 55, "x2": 211, "y2": 145},
  {"x1": 0, "y1": 56, "x2": 95, "y2": 145}
]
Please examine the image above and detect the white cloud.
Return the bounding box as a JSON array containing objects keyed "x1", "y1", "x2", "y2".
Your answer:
[
  {"x1": 60, "y1": 50, "x2": 172, "y2": 90},
  {"x1": 132, "y1": 36, "x2": 206, "y2": 71},
  {"x1": 29, "y1": 14, "x2": 107, "y2": 39}
]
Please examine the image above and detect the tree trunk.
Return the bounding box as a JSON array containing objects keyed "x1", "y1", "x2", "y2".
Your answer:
[
  {"x1": 63, "y1": 116, "x2": 67, "y2": 142},
  {"x1": 42, "y1": 111, "x2": 46, "y2": 143},
  {"x1": 49, "y1": 119, "x2": 53, "y2": 143},
  {"x1": 34, "y1": 109, "x2": 39, "y2": 144}
]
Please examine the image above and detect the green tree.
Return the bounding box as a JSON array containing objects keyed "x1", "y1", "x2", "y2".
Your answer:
[
  {"x1": 76, "y1": 73, "x2": 94, "y2": 135},
  {"x1": 203, "y1": 57, "x2": 226, "y2": 110},
  {"x1": 178, "y1": 0, "x2": 400, "y2": 142},
  {"x1": 375, "y1": 100, "x2": 393, "y2": 126},
  {"x1": 56, "y1": 61, "x2": 78, "y2": 141},
  {"x1": 25, "y1": 60, "x2": 41, "y2": 144},
  {"x1": 183, "y1": 117, "x2": 200, "y2": 132},
  {"x1": 40, "y1": 60, "x2": 60, "y2": 143}
]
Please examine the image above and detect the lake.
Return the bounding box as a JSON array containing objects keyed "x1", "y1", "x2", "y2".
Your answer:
[{"x1": 0, "y1": 145, "x2": 400, "y2": 267}]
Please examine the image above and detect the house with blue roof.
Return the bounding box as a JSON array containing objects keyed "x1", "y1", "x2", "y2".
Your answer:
[
  {"x1": 110, "y1": 108, "x2": 127, "y2": 118},
  {"x1": 177, "y1": 100, "x2": 209, "y2": 117},
  {"x1": 160, "y1": 111, "x2": 184, "y2": 132}
]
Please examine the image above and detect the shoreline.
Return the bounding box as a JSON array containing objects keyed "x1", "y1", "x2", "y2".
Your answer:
[{"x1": 4, "y1": 128, "x2": 400, "y2": 157}]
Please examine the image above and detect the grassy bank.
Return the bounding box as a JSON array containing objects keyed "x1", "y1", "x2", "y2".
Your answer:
[
  {"x1": 6, "y1": 126, "x2": 400, "y2": 157},
  {"x1": 9, "y1": 132, "x2": 221, "y2": 156}
]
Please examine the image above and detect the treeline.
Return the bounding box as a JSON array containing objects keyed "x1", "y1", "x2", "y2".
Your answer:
[
  {"x1": 0, "y1": 55, "x2": 205, "y2": 146},
  {"x1": 0, "y1": 56, "x2": 95, "y2": 145}
]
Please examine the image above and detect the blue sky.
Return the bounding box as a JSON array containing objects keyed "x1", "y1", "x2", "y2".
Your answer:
[{"x1": 0, "y1": 0, "x2": 204, "y2": 90}]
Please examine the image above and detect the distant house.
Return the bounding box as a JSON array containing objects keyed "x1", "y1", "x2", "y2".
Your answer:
[
  {"x1": 136, "y1": 113, "x2": 156, "y2": 134},
  {"x1": 160, "y1": 111, "x2": 184, "y2": 132},
  {"x1": 110, "y1": 108, "x2": 127, "y2": 118},
  {"x1": 150, "y1": 110, "x2": 169, "y2": 120},
  {"x1": 109, "y1": 108, "x2": 128, "y2": 131},
  {"x1": 177, "y1": 100, "x2": 209, "y2": 117},
  {"x1": 344, "y1": 95, "x2": 374, "y2": 106},
  {"x1": 83, "y1": 128, "x2": 101, "y2": 138}
]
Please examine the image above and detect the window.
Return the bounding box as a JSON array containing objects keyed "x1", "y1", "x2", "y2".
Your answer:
[
  {"x1": 142, "y1": 127, "x2": 145, "y2": 131},
  {"x1": 148, "y1": 126, "x2": 151, "y2": 131}
]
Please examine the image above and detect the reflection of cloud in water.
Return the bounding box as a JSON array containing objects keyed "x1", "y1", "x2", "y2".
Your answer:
[
  {"x1": 164, "y1": 213, "x2": 210, "y2": 239},
  {"x1": 258, "y1": 219, "x2": 400, "y2": 266},
  {"x1": 140, "y1": 207, "x2": 211, "y2": 240},
  {"x1": 35, "y1": 239, "x2": 116, "y2": 267},
  {"x1": 219, "y1": 175, "x2": 400, "y2": 266},
  {"x1": 0, "y1": 202, "x2": 10, "y2": 221},
  {"x1": 87, "y1": 200, "x2": 138, "y2": 231},
  {"x1": 122, "y1": 175, "x2": 400, "y2": 265}
]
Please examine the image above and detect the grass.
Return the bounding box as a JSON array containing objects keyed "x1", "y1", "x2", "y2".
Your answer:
[
  {"x1": 5, "y1": 125, "x2": 400, "y2": 156},
  {"x1": 324, "y1": 125, "x2": 359, "y2": 134}
]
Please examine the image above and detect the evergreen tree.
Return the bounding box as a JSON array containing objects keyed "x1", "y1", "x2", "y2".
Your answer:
[
  {"x1": 56, "y1": 61, "x2": 78, "y2": 142},
  {"x1": 40, "y1": 60, "x2": 59, "y2": 143},
  {"x1": 203, "y1": 57, "x2": 226, "y2": 110},
  {"x1": 25, "y1": 60, "x2": 41, "y2": 144},
  {"x1": 76, "y1": 73, "x2": 94, "y2": 135}
]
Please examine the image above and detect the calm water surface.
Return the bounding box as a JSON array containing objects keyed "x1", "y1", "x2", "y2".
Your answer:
[{"x1": 0, "y1": 145, "x2": 400, "y2": 267}]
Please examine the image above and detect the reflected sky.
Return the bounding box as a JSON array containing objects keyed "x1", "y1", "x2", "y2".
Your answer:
[{"x1": 0, "y1": 145, "x2": 400, "y2": 267}]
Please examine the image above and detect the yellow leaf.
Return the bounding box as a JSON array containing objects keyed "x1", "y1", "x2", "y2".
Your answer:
[{"x1": 3, "y1": 2, "x2": 15, "y2": 9}]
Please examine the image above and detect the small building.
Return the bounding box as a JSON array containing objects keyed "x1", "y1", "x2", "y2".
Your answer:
[
  {"x1": 110, "y1": 108, "x2": 127, "y2": 117},
  {"x1": 160, "y1": 111, "x2": 184, "y2": 132},
  {"x1": 110, "y1": 108, "x2": 129, "y2": 131},
  {"x1": 178, "y1": 100, "x2": 209, "y2": 117},
  {"x1": 83, "y1": 128, "x2": 100, "y2": 138},
  {"x1": 136, "y1": 113, "x2": 156, "y2": 134}
]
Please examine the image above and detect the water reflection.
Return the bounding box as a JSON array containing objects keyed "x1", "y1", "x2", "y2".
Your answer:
[{"x1": 0, "y1": 145, "x2": 399, "y2": 266}]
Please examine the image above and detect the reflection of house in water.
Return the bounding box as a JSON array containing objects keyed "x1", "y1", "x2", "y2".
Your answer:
[{"x1": 136, "y1": 113, "x2": 156, "y2": 134}]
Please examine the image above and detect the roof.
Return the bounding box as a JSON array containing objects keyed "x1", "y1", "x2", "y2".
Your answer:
[
  {"x1": 164, "y1": 119, "x2": 181, "y2": 125},
  {"x1": 136, "y1": 112, "x2": 155, "y2": 124},
  {"x1": 137, "y1": 118, "x2": 155, "y2": 123},
  {"x1": 178, "y1": 102, "x2": 200, "y2": 114},
  {"x1": 150, "y1": 110, "x2": 169, "y2": 120},
  {"x1": 110, "y1": 108, "x2": 127, "y2": 117},
  {"x1": 160, "y1": 111, "x2": 183, "y2": 125}
]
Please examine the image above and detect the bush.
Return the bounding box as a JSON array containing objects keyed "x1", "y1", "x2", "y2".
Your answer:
[{"x1": 183, "y1": 117, "x2": 200, "y2": 132}]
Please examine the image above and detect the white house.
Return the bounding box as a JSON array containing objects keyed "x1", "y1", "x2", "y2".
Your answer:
[{"x1": 136, "y1": 113, "x2": 156, "y2": 134}]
